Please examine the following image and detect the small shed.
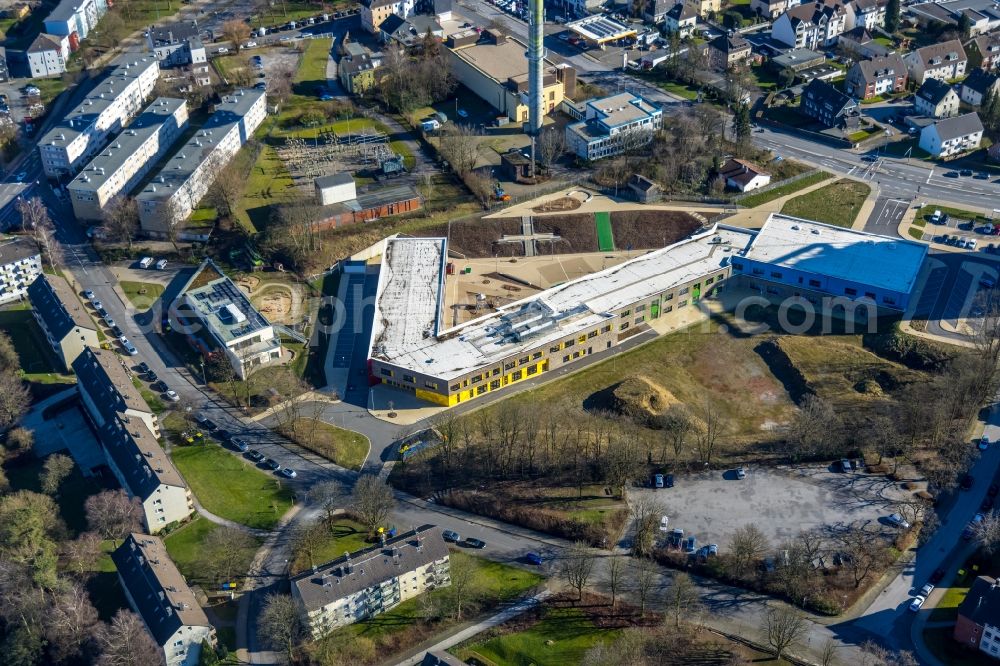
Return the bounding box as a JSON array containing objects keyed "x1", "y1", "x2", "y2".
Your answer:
[
  {"x1": 315, "y1": 173, "x2": 357, "y2": 206},
  {"x1": 627, "y1": 174, "x2": 661, "y2": 203}
]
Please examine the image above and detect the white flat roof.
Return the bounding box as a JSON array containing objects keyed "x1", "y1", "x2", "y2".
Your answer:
[
  {"x1": 371, "y1": 225, "x2": 755, "y2": 380},
  {"x1": 743, "y1": 214, "x2": 928, "y2": 295},
  {"x1": 370, "y1": 238, "x2": 447, "y2": 363}
]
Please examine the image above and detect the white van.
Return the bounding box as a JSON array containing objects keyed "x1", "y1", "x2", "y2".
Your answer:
[
  {"x1": 138, "y1": 257, "x2": 153, "y2": 269},
  {"x1": 155, "y1": 259, "x2": 168, "y2": 270}
]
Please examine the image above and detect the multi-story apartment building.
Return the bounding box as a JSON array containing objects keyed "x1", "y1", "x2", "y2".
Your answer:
[
  {"x1": 919, "y1": 112, "x2": 984, "y2": 157},
  {"x1": 751, "y1": 0, "x2": 792, "y2": 20},
  {"x1": 915, "y1": 78, "x2": 961, "y2": 117},
  {"x1": 904, "y1": 40, "x2": 968, "y2": 84},
  {"x1": 27, "y1": 33, "x2": 70, "y2": 78},
  {"x1": 969, "y1": 32, "x2": 1000, "y2": 71},
  {"x1": 360, "y1": 0, "x2": 415, "y2": 33},
  {"x1": 171, "y1": 260, "x2": 283, "y2": 379},
  {"x1": 26, "y1": 273, "x2": 99, "y2": 371},
  {"x1": 136, "y1": 89, "x2": 266, "y2": 235},
  {"x1": 800, "y1": 78, "x2": 860, "y2": 128},
  {"x1": 844, "y1": 53, "x2": 907, "y2": 99},
  {"x1": 848, "y1": 0, "x2": 887, "y2": 30},
  {"x1": 44, "y1": 0, "x2": 109, "y2": 45},
  {"x1": 147, "y1": 21, "x2": 207, "y2": 67},
  {"x1": 707, "y1": 32, "x2": 754, "y2": 70},
  {"x1": 291, "y1": 526, "x2": 451, "y2": 638},
  {"x1": 38, "y1": 52, "x2": 160, "y2": 178},
  {"x1": 113, "y1": 534, "x2": 215, "y2": 666},
  {"x1": 772, "y1": 0, "x2": 848, "y2": 49},
  {"x1": 566, "y1": 92, "x2": 663, "y2": 161},
  {"x1": 956, "y1": 576, "x2": 1000, "y2": 659},
  {"x1": 0, "y1": 236, "x2": 40, "y2": 305},
  {"x1": 68, "y1": 97, "x2": 189, "y2": 221},
  {"x1": 961, "y1": 67, "x2": 1000, "y2": 106},
  {"x1": 684, "y1": 0, "x2": 720, "y2": 17},
  {"x1": 74, "y1": 347, "x2": 194, "y2": 532},
  {"x1": 368, "y1": 215, "x2": 926, "y2": 408}
]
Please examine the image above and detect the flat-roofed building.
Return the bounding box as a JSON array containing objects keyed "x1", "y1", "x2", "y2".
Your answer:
[
  {"x1": 147, "y1": 20, "x2": 207, "y2": 67},
  {"x1": 26, "y1": 273, "x2": 99, "y2": 371},
  {"x1": 291, "y1": 526, "x2": 451, "y2": 638},
  {"x1": 0, "y1": 236, "x2": 40, "y2": 305},
  {"x1": 565, "y1": 15, "x2": 637, "y2": 45},
  {"x1": 171, "y1": 259, "x2": 282, "y2": 379},
  {"x1": 368, "y1": 226, "x2": 754, "y2": 406},
  {"x1": 447, "y1": 31, "x2": 568, "y2": 123},
  {"x1": 69, "y1": 97, "x2": 189, "y2": 221},
  {"x1": 733, "y1": 213, "x2": 928, "y2": 310},
  {"x1": 112, "y1": 534, "x2": 215, "y2": 665},
  {"x1": 136, "y1": 89, "x2": 266, "y2": 236},
  {"x1": 38, "y1": 52, "x2": 160, "y2": 178},
  {"x1": 566, "y1": 92, "x2": 663, "y2": 161}
]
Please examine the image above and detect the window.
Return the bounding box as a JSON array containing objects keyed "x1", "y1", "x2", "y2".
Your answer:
[
  {"x1": 527, "y1": 365, "x2": 538, "y2": 375},
  {"x1": 601, "y1": 325, "x2": 612, "y2": 333},
  {"x1": 563, "y1": 355, "x2": 570, "y2": 362},
  {"x1": 472, "y1": 375, "x2": 482, "y2": 384},
  {"x1": 635, "y1": 316, "x2": 645, "y2": 324},
  {"x1": 550, "y1": 344, "x2": 561, "y2": 353},
  {"x1": 705, "y1": 276, "x2": 714, "y2": 285},
  {"x1": 770, "y1": 271, "x2": 782, "y2": 279},
  {"x1": 380, "y1": 368, "x2": 393, "y2": 377},
  {"x1": 808, "y1": 279, "x2": 821, "y2": 288},
  {"x1": 490, "y1": 379, "x2": 501, "y2": 390},
  {"x1": 883, "y1": 296, "x2": 896, "y2": 305},
  {"x1": 620, "y1": 322, "x2": 629, "y2": 330},
  {"x1": 477, "y1": 385, "x2": 487, "y2": 395},
  {"x1": 844, "y1": 287, "x2": 857, "y2": 296},
  {"x1": 532, "y1": 351, "x2": 542, "y2": 359},
  {"x1": 636, "y1": 304, "x2": 645, "y2": 312},
  {"x1": 752, "y1": 268, "x2": 764, "y2": 276},
  {"x1": 424, "y1": 381, "x2": 438, "y2": 389},
  {"x1": 588, "y1": 330, "x2": 597, "y2": 338},
  {"x1": 492, "y1": 368, "x2": 501, "y2": 376},
  {"x1": 664, "y1": 305, "x2": 673, "y2": 313},
  {"x1": 450, "y1": 383, "x2": 460, "y2": 392},
  {"x1": 511, "y1": 370, "x2": 522, "y2": 381},
  {"x1": 679, "y1": 287, "x2": 689, "y2": 295},
  {"x1": 504, "y1": 361, "x2": 515, "y2": 370},
  {"x1": 664, "y1": 292, "x2": 674, "y2": 301},
  {"x1": 565, "y1": 338, "x2": 575, "y2": 347},
  {"x1": 403, "y1": 374, "x2": 415, "y2": 383},
  {"x1": 577, "y1": 335, "x2": 586, "y2": 344},
  {"x1": 518, "y1": 356, "x2": 529, "y2": 365}
]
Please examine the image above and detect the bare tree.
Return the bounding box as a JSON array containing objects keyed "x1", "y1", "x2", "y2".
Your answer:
[
  {"x1": 840, "y1": 524, "x2": 889, "y2": 588},
  {"x1": 311, "y1": 480, "x2": 344, "y2": 525},
  {"x1": 820, "y1": 638, "x2": 837, "y2": 666},
  {"x1": 560, "y1": 541, "x2": 597, "y2": 601},
  {"x1": 0, "y1": 369, "x2": 31, "y2": 430},
  {"x1": 351, "y1": 476, "x2": 395, "y2": 536},
  {"x1": 437, "y1": 125, "x2": 479, "y2": 176},
  {"x1": 221, "y1": 19, "x2": 252, "y2": 50},
  {"x1": 17, "y1": 197, "x2": 60, "y2": 266},
  {"x1": 728, "y1": 524, "x2": 769, "y2": 579},
  {"x1": 447, "y1": 557, "x2": 477, "y2": 621},
  {"x1": 630, "y1": 496, "x2": 666, "y2": 557},
  {"x1": 606, "y1": 554, "x2": 626, "y2": 607},
  {"x1": 859, "y1": 640, "x2": 918, "y2": 666},
  {"x1": 63, "y1": 531, "x2": 104, "y2": 578},
  {"x1": 633, "y1": 555, "x2": 658, "y2": 614},
  {"x1": 785, "y1": 395, "x2": 842, "y2": 461},
  {"x1": 269, "y1": 65, "x2": 295, "y2": 103},
  {"x1": 100, "y1": 196, "x2": 140, "y2": 251},
  {"x1": 973, "y1": 510, "x2": 1000, "y2": 554},
  {"x1": 290, "y1": 522, "x2": 329, "y2": 572},
  {"x1": 258, "y1": 593, "x2": 303, "y2": 664},
  {"x1": 693, "y1": 398, "x2": 724, "y2": 464},
  {"x1": 465, "y1": 170, "x2": 495, "y2": 207},
  {"x1": 658, "y1": 404, "x2": 695, "y2": 460},
  {"x1": 46, "y1": 583, "x2": 99, "y2": 662},
  {"x1": 85, "y1": 490, "x2": 143, "y2": 547},
  {"x1": 764, "y1": 606, "x2": 806, "y2": 660},
  {"x1": 95, "y1": 609, "x2": 162, "y2": 666},
  {"x1": 537, "y1": 127, "x2": 567, "y2": 169},
  {"x1": 199, "y1": 526, "x2": 259, "y2": 584},
  {"x1": 665, "y1": 571, "x2": 700, "y2": 629},
  {"x1": 40, "y1": 453, "x2": 75, "y2": 496},
  {"x1": 207, "y1": 158, "x2": 245, "y2": 223}
]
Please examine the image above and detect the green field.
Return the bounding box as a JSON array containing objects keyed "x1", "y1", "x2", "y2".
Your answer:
[
  {"x1": 283, "y1": 419, "x2": 369, "y2": 470},
  {"x1": 929, "y1": 585, "x2": 969, "y2": 622},
  {"x1": 595, "y1": 211, "x2": 614, "y2": 252},
  {"x1": 780, "y1": 178, "x2": 871, "y2": 228},
  {"x1": 171, "y1": 445, "x2": 295, "y2": 530},
  {"x1": 164, "y1": 516, "x2": 261, "y2": 584},
  {"x1": 737, "y1": 171, "x2": 830, "y2": 208},
  {"x1": 455, "y1": 606, "x2": 621, "y2": 666},
  {"x1": 290, "y1": 518, "x2": 371, "y2": 573},
  {"x1": 120, "y1": 281, "x2": 164, "y2": 311},
  {"x1": 294, "y1": 37, "x2": 333, "y2": 86}
]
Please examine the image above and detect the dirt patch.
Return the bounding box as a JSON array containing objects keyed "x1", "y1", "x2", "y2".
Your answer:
[
  {"x1": 612, "y1": 375, "x2": 681, "y2": 420},
  {"x1": 609, "y1": 210, "x2": 703, "y2": 250},
  {"x1": 414, "y1": 218, "x2": 524, "y2": 258},
  {"x1": 257, "y1": 287, "x2": 292, "y2": 323},
  {"x1": 532, "y1": 214, "x2": 600, "y2": 254},
  {"x1": 532, "y1": 196, "x2": 582, "y2": 213}
]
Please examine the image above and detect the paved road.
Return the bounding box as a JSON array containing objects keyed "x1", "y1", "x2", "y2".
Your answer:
[{"x1": 863, "y1": 195, "x2": 911, "y2": 234}]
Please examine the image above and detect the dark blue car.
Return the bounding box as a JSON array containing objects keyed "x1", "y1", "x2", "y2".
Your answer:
[{"x1": 525, "y1": 552, "x2": 543, "y2": 565}]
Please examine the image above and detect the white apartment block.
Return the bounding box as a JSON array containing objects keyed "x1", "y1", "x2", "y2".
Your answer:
[
  {"x1": 26, "y1": 273, "x2": 100, "y2": 371},
  {"x1": 566, "y1": 92, "x2": 663, "y2": 161},
  {"x1": 291, "y1": 526, "x2": 451, "y2": 639},
  {"x1": 27, "y1": 33, "x2": 70, "y2": 78},
  {"x1": 69, "y1": 97, "x2": 189, "y2": 221},
  {"x1": 771, "y1": 1, "x2": 848, "y2": 49},
  {"x1": 904, "y1": 40, "x2": 968, "y2": 84},
  {"x1": 136, "y1": 89, "x2": 266, "y2": 235},
  {"x1": 171, "y1": 260, "x2": 282, "y2": 380},
  {"x1": 0, "y1": 236, "x2": 41, "y2": 305},
  {"x1": 38, "y1": 52, "x2": 160, "y2": 178},
  {"x1": 74, "y1": 346, "x2": 195, "y2": 532},
  {"x1": 360, "y1": 0, "x2": 415, "y2": 33},
  {"x1": 113, "y1": 534, "x2": 215, "y2": 666},
  {"x1": 919, "y1": 112, "x2": 984, "y2": 158},
  {"x1": 44, "y1": 0, "x2": 109, "y2": 42}
]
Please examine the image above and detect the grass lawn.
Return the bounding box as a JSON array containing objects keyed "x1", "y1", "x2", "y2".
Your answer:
[
  {"x1": 171, "y1": 445, "x2": 295, "y2": 530},
  {"x1": 32, "y1": 76, "x2": 69, "y2": 105},
  {"x1": 780, "y1": 178, "x2": 871, "y2": 228},
  {"x1": 312, "y1": 552, "x2": 543, "y2": 664},
  {"x1": 164, "y1": 516, "x2": 261, "y2": 585},
  {"x1": 294, "y1": 38, "x2": 333, "y2": 85},
  {"x1": 120, "y1": 280, "x2": 164, "y2": 311},
  {"x1": 283, "y1": 418, "x2": 369, "y2": 470},
  {"x1": 929, "y1": 585, "x2": 970, "y2": 622},
  {"x1": 658, "y1": 79, "x2": 700, "y2": 100},
  {"x1": 290, "y1": 518, "x2": 371, "y2": 573},
  {"x1": 737, "y1": 171, "x2": 830, "y2": 208},
  {"x1": 251, "y1": 0, "x2": 350, "y2": 28},
  {"x1": 454, "y1": 606, "x2": 620, "y2": 666},
  {"x1": 239, "y1": 143, "x2": 299, "y2": 233},
  {"x1": 131, "y1": 376, "x2": 166, "y2": 414},
  {"x1": 922, "y1": 206, "x2": 992, "y2": 226},
  {"x1": 908, "y1": 228, "x2": 924, "y2": 240}
]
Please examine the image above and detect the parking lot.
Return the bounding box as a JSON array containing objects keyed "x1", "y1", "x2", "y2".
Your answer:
[{"x1": 630, "y1": 464, "x2": 912, "y2": 550}]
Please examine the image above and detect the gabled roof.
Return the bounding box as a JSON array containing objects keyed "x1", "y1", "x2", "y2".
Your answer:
[
  {"x1": 927, "y1": 112, "x2": 984, "y2": 140},
  {"x1": 379, "y1": 13, "x2": 408, "y2": 36},
  {"x1": 962, "y1": 67, "x2": 1000, "y2": 94},
  {"x1": 958, "y1": 576, "x2": 1000, "y2": 628},
  {"x1": 628, "y1": 173, "x2": 660, "y2": 192},
  {"x1": 28, "y1": 33, "x2": 62, "y2": 53},
  {"x1": 99, "y1": 415, "x2": 186, "y2": 499},
  {"x1": 910, "y1": 39, "x2": 967, "y2": 67},
  {"x1": 72, "y1": 346, "x2": 154, "y2": 422},
  {"x1": 666, "y1": 2, "x2": 698, "y2": 20},
  {"x1": 709, "y1": 32, "x2": 751, "y2": 54},
  {"x1": 26, "y1": 274, "x2": 96, "y2": 340},
  {"x1": 854, "y1": 53, "x2": 906, "y2": 82},
  {"x1": 802, "y1": 78, "x2": 857, "y2": 112},
  {"x1": 112, "y1": 534, "x2": 211, "y2": 646},
  {"x1": 853, "y1": 0, "x2": 887, "y2": 12},
  {"x1": 841, "y1": 26, "x2": 875, "y2": 42},
  {"x1": 720, "y1": 158, "x2": 770, "y2": 186},
  {"x1": 148, "y1": 20, "x2": 201, "y2": 45},
  {"x1": 969, "y1": 33, "x2": 1000, "y2": 57},
  {"x1": 784, "y1": 0, "x2": 847, "y2": 26},
  {"x1": 916, "y1": 77, "x2": 957, "y2": 105}
]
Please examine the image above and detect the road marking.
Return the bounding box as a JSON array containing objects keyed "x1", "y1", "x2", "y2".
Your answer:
[{"x1": 926, "y1": 168, "x2": 934, "y2": 184}]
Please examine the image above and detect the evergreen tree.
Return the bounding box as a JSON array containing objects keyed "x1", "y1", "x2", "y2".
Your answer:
[
  {"x1": 733, "y1": 103, "x2": 753, "y2": 146},
  {"x1": 982, "y1": 88, "x2": 1000, "y2": 135},
  {"x1": 886, "y1": 0, "x2": 900, "y2": 32}
]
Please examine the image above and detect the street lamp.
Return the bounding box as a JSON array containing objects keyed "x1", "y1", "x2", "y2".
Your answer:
[{"x1": 199, "y1": 359, "x2": 207, "y2": 385}]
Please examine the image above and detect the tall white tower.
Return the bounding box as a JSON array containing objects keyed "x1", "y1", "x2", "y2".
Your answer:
[{"x1": 526, "y1": 0, "x2": 545, "y2": 178}]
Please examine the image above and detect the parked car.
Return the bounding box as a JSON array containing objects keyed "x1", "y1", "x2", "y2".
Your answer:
[
  {"x1": 886, "y1": 513, "x2": 910, "y2": 529},
  {"x1": 683, "y1": 536, "x2": 697, "y2": 554},
  {"x1": 137, "y1": 362, "x2": 150, "y2": 374},
  {"x1": 91, "y1": 299, "x2": 102, "y2": 310},
  {"x1": 457, "y1": 109, "x2": 468, "y2": 118},
  {"x1": 525, "y1": 552, "x2": 543, "y2": 565},
  {"x1": 736, "y1": 466, "x2": 746, "y2": 479},
  {"x1": 146, "y1": 370, "x2": 157, "y2": 382},
  {"x1": 664, "y1": 473, "x2": 674, "y2": 487},
  {"x1": 83, "y1": 290, "x2": 95, "y2": 300},
  {"x1": 707, "y1": 544, "x2": 719, "y2": 556},
  {"x1": 980, "y1": 435, "x2": 990, "y2": 450},
  {"x1": 464, "y1": 537, "x2": 486, "y2": 549},
  {"x1": 654, "y1": 473, "x2": 664, "y2": 488},
  {"x1": 121, "y1": 339, "x2": 137, "y2": 355},
  {"x1": 975, "y1": 172, "x2": 990, "y2": 180},
  {"x1": 660, "y1": 515, "x2": 669, "y2": 531},
  {"x1": 155, "y1": 259, "x2": 167, "y2": 270},
  {"x1": 920, "y1": 583, "x2": 935, "y2": 597},
  {"x1": 244, "y1": 40, "x2": 258, "y2": 48},
  {"x1": 909, "y1": 596, "x2": 925, "y2": 612},
  {"x1": 216, "y1": 47, "x2": 229, "y2": 54},
  {"x1": 164, "y1": 389, "x2": 180, "y2": 402},
  {"x1": 111, "y1": 325, "x2": 124, "y2": 338},
  {"x1": 246, "y1": 449, "x2": 265, "y2": 462},
  {"x1": 280, "y1": 468, "x2": 297, "y2": 478},
  {"x1": 442, "y1": 530, "x2": 460, "y2": 542},
  {"x1": 264, "y1": 458, "x2": 281, "y2": 471},
  {"x1": 231, "y1": 437, "x2": 249, "y2": 452},
  {"x1": 981, "y1": 278, "x2": 996, "y2": 289},
  {"x1": 930, "y1": 209, "x2": 942, "y2": 223},
  {"x1": 668, "y1": 528, "x2": 684, "y2": 548},
  {"x1": 215, "y1": 429, "x2": 232, "y2": 442},
  {"x1": 840, "y1": 458, "x2": 852, "y2": 472},
  {"x1": 960, "y1": 169, "x2": 974, "y2": 177}
]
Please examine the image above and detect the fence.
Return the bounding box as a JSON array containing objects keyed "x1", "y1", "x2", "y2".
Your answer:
[{"x1": 731, "y1": 168, "x2": 824, "y2": 205}]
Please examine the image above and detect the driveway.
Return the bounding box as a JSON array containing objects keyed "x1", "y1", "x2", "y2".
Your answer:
[{"x1": 629, "y1": 464, "x2": 910, "y2": 549}]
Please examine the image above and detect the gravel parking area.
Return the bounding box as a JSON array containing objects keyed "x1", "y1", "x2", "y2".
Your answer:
[{"x1": 631, "y1": 464, "x2": 912, "y2": 549}]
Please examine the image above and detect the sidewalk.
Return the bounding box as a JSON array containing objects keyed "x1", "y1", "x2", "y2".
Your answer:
[{"x1": 716, "y1": 175, "x2": 835, "y2": 229}]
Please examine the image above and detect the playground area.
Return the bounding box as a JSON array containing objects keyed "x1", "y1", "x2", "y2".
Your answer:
[
  {"x1": 441, "y1": 252, "x2": 635, "y2": 327},
  {"x1": 236, "y1": 274, "x2": 310, "y2": 328}
]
